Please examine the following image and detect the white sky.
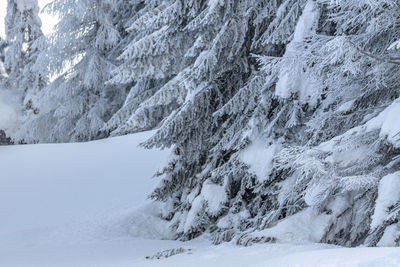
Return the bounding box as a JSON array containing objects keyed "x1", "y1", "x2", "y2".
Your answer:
[{"x1": 0, "y1": 0, "x2": 58, "y2": 38}]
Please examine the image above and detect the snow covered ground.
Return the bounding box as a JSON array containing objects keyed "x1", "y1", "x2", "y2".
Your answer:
[{"x1": 1, "y1": 131, "x2": 400, "y2": 267}]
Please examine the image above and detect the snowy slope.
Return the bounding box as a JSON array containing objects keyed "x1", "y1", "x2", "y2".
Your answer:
[
  {"x1": 1, "y1": 131, "x2": 400, "y2": 267},
  {"x1": 0, "y1": 131, "x2": 169, "y2": 234},
  {"x1": 0, "y1": 131, "x2": 175, "y2": 266}
]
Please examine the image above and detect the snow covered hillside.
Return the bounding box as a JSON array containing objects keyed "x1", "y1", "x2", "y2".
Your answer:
[{"x1": 1, "y1": 131, "x2": 400, "y2": 267}]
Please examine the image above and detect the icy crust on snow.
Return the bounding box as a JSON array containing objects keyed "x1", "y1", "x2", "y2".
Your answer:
[{"x1": 371, "y1": 172, "x2": 400, "y2": 229}]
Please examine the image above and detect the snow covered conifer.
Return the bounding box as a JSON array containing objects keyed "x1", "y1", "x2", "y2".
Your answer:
[
  {"x1": 107, "y1": 0, "x2": 294, "y2": 240},
  {"x1": 1, "y1": 0, "x2": 45, "y2": 141},
  {"x1": 3, "y1": 0, "x2": 42, "y2": 87},
  {"x1": 117, "y1": 0, "x2": 400, "y2": 246},
  {"x1": 0, "y1": 38, "x2": 7, "y2": 80},
  {"x1": 18, "y1": 0, "x2": 130, "y2": 142},
  {"x1": 215, "y1": 0, "x2": 400, "y2": 247}
]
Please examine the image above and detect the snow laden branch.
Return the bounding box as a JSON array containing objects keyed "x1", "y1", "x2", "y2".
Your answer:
[{"x1": 345, "y1": 37, "x2": 400, "y2": 65}]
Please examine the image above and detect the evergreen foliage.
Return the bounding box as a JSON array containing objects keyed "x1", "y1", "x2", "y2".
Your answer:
[
  {"x1": 3, "y1": 0, "x2": 400, "y2": 247},
  {"x1": 16, "y1": 0, "x2": 133, "y2": 142},
  {"x1": 0, "y1": 37, "x2": 7, "y2": 80}
]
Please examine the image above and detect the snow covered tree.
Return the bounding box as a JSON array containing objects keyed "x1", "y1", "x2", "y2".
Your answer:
[
  {"x1": 210, "y1": 0, "x2": 400, "y2": 247},
  {"x1": 0, "y1": 38, "x2": 7, "y2": 80},
  {"x1": 0, "y1": 0, "x2": 45, "y2": 141},
  {"x1": 3, "y1": 0, "x2": 43, "y2": 88},
  {"x1": 105, "y1": 0, "x2": 303, "y2": 240},
  {"x1": 108, "y1": 0, "x2": 400, "y2": 246},
  {"x1": 17, "y1": 0, "x2": 133, "y2": 142},
  {"x1": 0, "y1": 38, "x2": 13, "y2": 145}
]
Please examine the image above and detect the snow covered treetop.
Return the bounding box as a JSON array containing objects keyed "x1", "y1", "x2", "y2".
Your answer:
[{"x1": 16, "y1": 0, "x2": 39, "y2": 11}]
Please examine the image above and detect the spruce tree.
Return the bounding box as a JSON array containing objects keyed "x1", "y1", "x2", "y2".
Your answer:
[
  {"x1": 0, "y1": 38, "x2": 12, "y2": 145},
  {"x1": 0, "y1": 38, "x2": 7, "y2": 80},
  {"x1": 3, "y1": 0, "x2": 43, "y2": 88},
  {"x1": 1, "y1": 0, "x2": 44, "y2": 141},
  {"x1": 213, "y1": 0, "x2": 400, "y2": 246},
  {"x1": 19, "y1": 0, "x2": 129, "y2": 142},
  {"x1": 108, "y1": 0, "x2": 290, "y2": 240},
  {"x1": 110, "y1": 0, "x2": 400, "y2": 246}
]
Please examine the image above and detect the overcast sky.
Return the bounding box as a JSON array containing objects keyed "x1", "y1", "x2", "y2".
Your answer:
[{"x1": 0, "y1": 0, "x2": 57, "y2": 38}]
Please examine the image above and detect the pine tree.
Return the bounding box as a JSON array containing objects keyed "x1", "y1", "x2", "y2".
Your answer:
[
  {"x1": 211, "y1": 0, "x2": 400, "y2": 246},
  {"x1": 0, "y1": 38, "x2": 7, "y2": 80},
  {"x1": 3, "y1": 0, "x2": 43, "y2": 88},
  {"x1": 18, "y1": 0, "x2": 130, "y2": 142},
  {"x1": 110, "y1": 0, "x2": 400, "y2": 246},
  {"x1": 0, "y1": 38, "x2": 12, "y2": 145},
  {"x1": 108, "y1": 0, "x2": 294, "y2": 240},
  {"x1": 1, "y1": 0, "x2": 44, "y2": 141}
]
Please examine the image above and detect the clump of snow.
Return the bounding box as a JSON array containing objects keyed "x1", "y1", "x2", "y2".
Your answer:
[
  {"x1": 336, "y1": 99, "x2": 356, "y2": 114},
  {"x1": 110, "y1": 203, "x2": 175, "y2": 240},
  {"x1": 367, "y1": 99, "x2": 400, "y2": 147},
  {"x1": 252, "y1": 208, "x2": 331, "y2": 243},
  {"x1": 184, "y1": 195, "x2": 204, "y2": 233},
  {"x1": 377, "y1": 224, "x2": 400, "y2": 247},
  {"x1": 201, "y1": 181, "x2": 228, "y2": 216},
  {"x1": 319, "y1": 98, "x2": 400, "y2": 153},
  {"x1": 371, "y1": 171, "x2": 400, "y2": 229},
  {"x1": 240, "y1": 138, "x2": 280, "y2": 181},
  {"x1": 326, "y1": 145, "x2": 370, "y2": 169},
  {"x1": 16, "y1": 0, "x2": 39, "y2": 11},
  {"x1": 184, "y1": 180, "x2": 227, "y2": 233},
  {"x1": 207, "y1": 0, "x2": 224, "y2": 9},
  {"x1": 326, "y1": 195, "x2": 351, "y2": 217},
  {"x1": 388, "y1": 39, "x2": 400, "y2": 50},
  {"x1": 217, "y1": 210, "x2": 250, "y2": 230},
  {"x1": 275, "y1": 0, "x2": 321, "y2": 104},
  {"x1": 0, "y1": 61, "x2": 6, "y2": 77},
  {"x1": 291, "y1": 0, "x2": 319, "y2": 43}
]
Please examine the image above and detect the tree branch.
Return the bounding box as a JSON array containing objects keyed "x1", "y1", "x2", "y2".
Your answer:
[{"x1": 346, "y1": 37, "x2": 400, "y2": 65}]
